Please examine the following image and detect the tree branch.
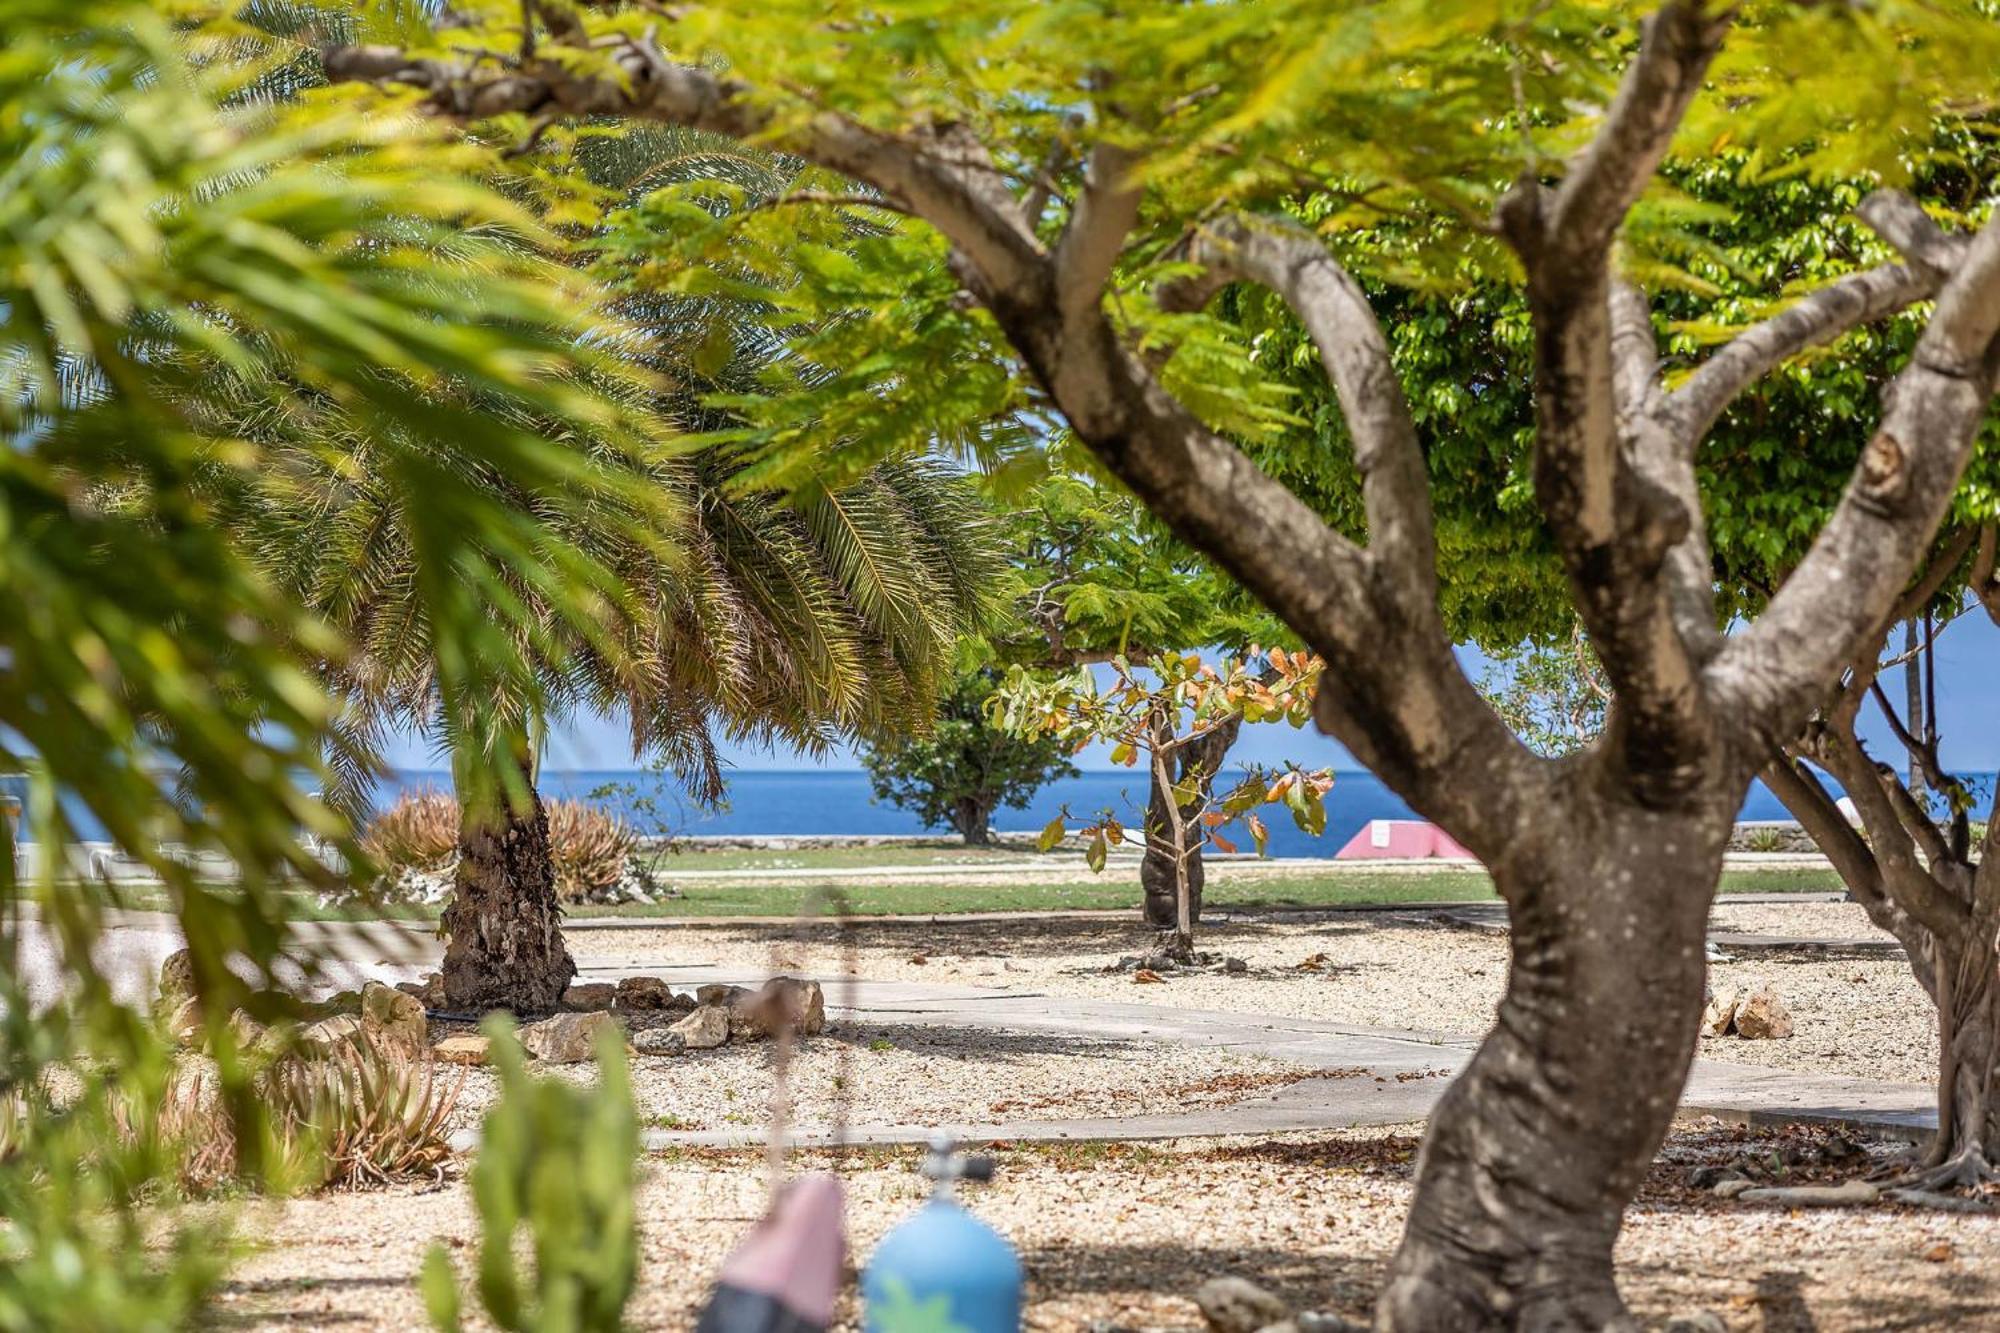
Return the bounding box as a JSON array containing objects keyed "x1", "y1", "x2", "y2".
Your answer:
[
  {"x1": 1054, "y1": 144, "x2": 1143, "y2": 320},
  {"x1": 1668, "y1": 192, "x2": 1958, "y2": 443},
  {"x1": 1973, "y1": 524, "x2": 2000, "y2": 626},
  {"x1": 1179, "y1": 213, "x2": 1438, "y2": 598},
  {"x1": 1716, "y1": 209, "x2": 2000, "y2": 743}
]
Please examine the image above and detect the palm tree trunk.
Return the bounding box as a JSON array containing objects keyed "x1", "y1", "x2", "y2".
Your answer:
[{"x1": 439, "y1": 751, "x2": 575, "y2": 1013}]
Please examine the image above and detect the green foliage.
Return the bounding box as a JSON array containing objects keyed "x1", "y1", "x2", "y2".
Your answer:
[
  {"x1": 860, "y1": 669, "x2": 1080, "y2": 843},
  {"x1": 1476, "y1": 630, "x2": 1611, "y2": 758},
  {"x1": 992, "y1": 651, "x2": 1333, "y2": 866},
  {"x1": 423, "y1": 1018, "x2": 640, "y2": 1333}
]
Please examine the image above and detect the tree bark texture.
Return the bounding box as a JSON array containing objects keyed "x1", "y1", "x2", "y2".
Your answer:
[
  {"x1": 441, "y1": 775, "x2": 576, "y2": 1013},
  {"x1": 1141, "y1": 713, "x2": 1245, "y2": 930},
  {"x1": 1377, "y1": 786, "x2": 1733, "y2": 1331},
  {"x1": 953, "y1": 796, "x2": 994, "y2": 846}
]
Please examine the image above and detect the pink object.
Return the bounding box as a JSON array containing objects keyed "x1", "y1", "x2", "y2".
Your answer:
[
  {"x1": 697, "y1": 1173, "x2": 847, "y2": 1332},
  {"x1": 1334, "y1": 819, "x2": 1476, "y2": 861}
]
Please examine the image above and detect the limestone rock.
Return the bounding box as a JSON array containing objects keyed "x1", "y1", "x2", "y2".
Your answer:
[
  {"x1": 315, "y1": 989, "x2": 364, "y2": 1019},
  {"x1": 616, "y1": 976, "x2": 687, "y2": 1011},
  {"x1": 394, "y1": 974, "x2": 445, "y2": 1008},
  {"x1": 633, "y1": 1028, "x2": 688, "y2": 1057},
  {"x1": 697, "y1": 983, "x2": 750, "y2": 1008},
  {"x1": 730, "y1": 977, "x2": 826, "y2": 1039},
  {"x1": 1733, "y1": 985, "x2": 1793, "y2": 1039},
  {"x1": 563, "y1": 981, "x2": 617, "y2": 1012},
  {"x1": 670, "y1": 1004, "x2": 731, "y2": 1050},
  {"x1": 300, "y1": 1014, "x2": 365, "y2": 1056},
  {"x1": 1700, "y1": 984, "x2": 1741, "y2": 1036},
  {"x1": 1194, "y1": 1276, "x2": 1290, "y2": 1333},
  {"x1": 522, "y1": 1010, "x2": 619, "y2": 1064},
  {"x1": 361, "y1": 980, "x2": 429, "y2": 1051},
  {"x1": 157, "y1": 947, "x2": 198, "y2": 1010},
  {"x1": 432, "y1": 1034, "x2": 492, "y2": 1067}
]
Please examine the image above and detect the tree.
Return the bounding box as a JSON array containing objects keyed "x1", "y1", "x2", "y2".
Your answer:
[
  {"x1": 322, "y1": 4, "x2": 2000, "y2": 1322},
  {"x1": 997, "y1": 474, "x2": 1289, "y2": 923},
  {"x1": 860, "y1": 668, "x2": 1078, "y2": 845},
  {"x1": 993, "y1": 651, "x2": 1331, "y2": 956}
]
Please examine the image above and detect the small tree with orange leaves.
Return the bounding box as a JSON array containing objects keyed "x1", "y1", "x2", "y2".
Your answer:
[{"x1": 990, "y1": 650, "x2": 1333, "y2": 958}]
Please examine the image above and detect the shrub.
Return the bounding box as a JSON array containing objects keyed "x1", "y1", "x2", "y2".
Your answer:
[
  {"x1": 422, "y1": 1017, "x2": 638, "y2": 1333},
  {"x1": 545, "y1": 799, "x2": 636, "y2": 903},
  {"x1": 362, "y1": 788, "x2": 460, "y2": 873}
]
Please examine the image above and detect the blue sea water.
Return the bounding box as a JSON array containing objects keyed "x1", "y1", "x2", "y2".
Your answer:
[{"x1": 369, "y1": 768, "x2": 1997, "y2": 861}]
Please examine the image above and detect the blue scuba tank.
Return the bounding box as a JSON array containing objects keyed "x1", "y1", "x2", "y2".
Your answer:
[{"x1": 861, "y1": 1135, "x2": 1022, "y2": 1333}]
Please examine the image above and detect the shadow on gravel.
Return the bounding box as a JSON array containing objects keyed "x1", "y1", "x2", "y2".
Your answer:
[
  {"x1": 209, "y1": 1275, "x2": 410, "y2": 1327},
  {"x1": 698, "y1": 913, "x2": 1383, "y2": 962},
  {"x1": 1014, "y1": 1238, "x2": 1387, "y2": 1328}
]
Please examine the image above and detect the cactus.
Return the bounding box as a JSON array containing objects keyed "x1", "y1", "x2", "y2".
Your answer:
[{"x1": 423, "y1": 1016, "x2": 639, "y2": 1332}]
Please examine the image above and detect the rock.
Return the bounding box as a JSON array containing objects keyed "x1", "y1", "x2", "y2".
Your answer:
[
  {"x1": 1700, "y1": 984, "x2": 1740, "y2": 1036},
  {"x1": 670, "y1": 1004, "x2": 731, "y2": 1050},
  {"x1": 1664, "y1": 1313, "x2": 1728, "y2": 1333},
  {"x1": 432, "y1": 1034, "x2": 492, "y2": 1066},
  {"x1": 166, "y1": 996, "x2": 205, "y2": 1048},
  {"x1": 1223, "y1": 957, "x2": 1249, "y2": 974},
  {"x1": 1734, "y1": 985, "x2": 1793, "y2": 1039},
  {"x1": 731, "y1": 977, "x2": 826, "y2": 1039},
  {"x1": 521, "y1": 1010, "x2": 619, "y2": 1064},
  {"x1": 1194, "y1": 1276, "x2": 1290, "y2": 1333},
  {"x1": 696, "y1": 983, "x2": 750, "y2": 1008},
  {"x1": 562, "y1": 981, "x2": 617, "y2": 1012},
  {"x1": 315, "y1": 989, "x2": 365, "y2": 1018},
  {"x1": 157, "y1": 947, "x2": 198, "y2": 1009},
  {"x1": 616, "y1": 976, "x2": 687, "y2": 1011},
  {"x1": 1142, "y1": 953, "x2": 1179, "y2": 972},
  {"x1": 394, "y1": 974, "x2": 444, "y2": 1008},
  {"x1": 1737, "y1": 1179, "x2": 1878, "y2": 1207},
  {"x1": 1687, "y1": 1164, "x2": 1743, "y2": 1190},
  {"x1": 1113, "y1": 956, "x2": 1142, "y2": 972},
  {"x1": 1293, "y1": 1316, "x2": 1366, "y2": 1333},
  {"x1": 360, "y1": 980, "x2": 429, "y2": 1051},
  {"x1": 300, "y1": 1014, "x2": 365, "y2": 1056},
  {"x1": 633, "y1": 1028, "x2": 688, "y2": 1057}
]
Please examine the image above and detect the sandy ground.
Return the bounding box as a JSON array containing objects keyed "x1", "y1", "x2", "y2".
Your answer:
[
  {"x1": 217, "y1": 1122, "x2": 1999, "y2": 1332},
  {"x1": 441, "y1": 1019, "x2": 1312, "y2": 1134},
  {"x1": 579, "y1": 899, "x2": 1940, "y2": 1086}
]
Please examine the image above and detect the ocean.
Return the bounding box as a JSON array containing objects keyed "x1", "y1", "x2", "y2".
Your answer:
[{"x1": 366, "y1": 767, "x2": 1994, "y2": 860}]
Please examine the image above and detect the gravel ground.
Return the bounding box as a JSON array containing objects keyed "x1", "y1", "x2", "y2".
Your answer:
[
  {"x1": 438, "y1": 1019, "x2": 1312, "y2": 1134},
  {"x1": 217, "y1": 1121, "x2": 2000, "y2": 1331},
  {"x1": 578, "y1": 898, "x2": 1939, "y2": 1086}
]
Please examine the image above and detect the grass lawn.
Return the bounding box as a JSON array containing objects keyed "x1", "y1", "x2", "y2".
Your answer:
[
  {"x1": 98, "y1": 863, "x2": 1844, "y2": 922},
  {"x1": 569, "y1": 864, "x2": 1845, "y2": 919},
  {"x1": 645, "y1": 840, "x2": 1064, "y2": 871}
]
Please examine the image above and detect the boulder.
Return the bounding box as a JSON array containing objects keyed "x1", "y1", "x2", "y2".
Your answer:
[
  {"x1": 1194, "y1": 1277, "x2": 1290, "y2": 1333},
  {"x1": 521, "y1": 1010, "x2": 620, "y2": 1064},
  {"x1": 1700, "y1": 984, "x2": 1741, "y2": 1036},
  {"x1": 669, "y1": 1004, "x2": 731, "y2": 1050},
  {"x1": 360, "y1": 980, "x2": 429, "y2": 1051},
  {"x1": 1734, "y1": 985, "x2": 1793, "y2": 1039},
  {"x1": 432, "y1": 1034, "x2": 493, "y2": 1067},
  {"x1": 315, "y1": 989, "x2": 365, "y2": 1019},
  {"x1": 615, "y1": 976, "x2": 687, "y2": 1011},
  {"x1": 300, "y1": 1014, "x2": 365, "y2": 1056},
  {"x1": 730, "y1": 977, "x2": 826, "y2": 1040},
  {"x1": 394, "y1": 974, "x2": 445, "y2": 1009},
  {"x1": 633, "y1": 1028, "x2": 688, "y2": 1057},
  {"x1": 157, "y1": 947, "x2": 198, "y2": 1010},
  {"x1": 696, "y1": 983, "x2": 750, "y2": 1008},
  {"x1": 562, "y1": 981, "x2": 617, "y2": 1012}
]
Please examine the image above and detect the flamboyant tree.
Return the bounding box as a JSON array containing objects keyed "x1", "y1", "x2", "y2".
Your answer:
[{"x1": 320, "y1": 2, "x2": 2000, "y2": 1324}]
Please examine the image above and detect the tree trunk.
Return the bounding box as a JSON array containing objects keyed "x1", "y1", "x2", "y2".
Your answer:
[
  {"x1": 953, "y1": 797, "x2": 993, "y2": 846},
  {"x1": 1377, "y1": 794, "x2": 1729, "y2": 1330},
  {"x1": 1141, "y1": 714, "x2": 1245, "y2": 930},
  {"x1": 1909, "y1": 923, "x2": 2000, "y2": 1184},
  {"x1": 440, "y1": 767, "x2": 576, "y2": 1014}
]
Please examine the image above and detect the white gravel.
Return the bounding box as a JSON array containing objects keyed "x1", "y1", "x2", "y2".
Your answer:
[
  {"x1": 578, "y1": 897, "x2": 1939, "y2": 1087},
  {"x1": 441, "y1": 1020, "x2": 1311, "y2": 1135}
]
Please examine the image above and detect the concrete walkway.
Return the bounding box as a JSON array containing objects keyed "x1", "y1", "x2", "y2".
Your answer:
[
  {"x1": 1415, "y1": 897, "x2": 1906, "y2": 957},
  {"x1": 14, "y1": 906, "x2": 1934, "y2": 1150},
  {"x1": 557, "y1": 959, "x2": 1940, "y2": 1151}
]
